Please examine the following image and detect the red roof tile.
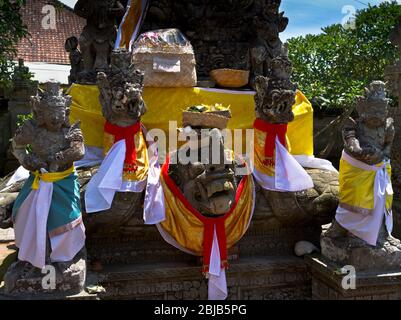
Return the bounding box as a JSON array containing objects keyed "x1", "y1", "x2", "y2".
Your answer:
[{"x1": 16, "y1": 0, "x2": 85, "y2": 65}]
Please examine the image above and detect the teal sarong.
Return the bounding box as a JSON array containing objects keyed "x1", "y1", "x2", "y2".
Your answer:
[{"x1": 12, "y1": 171, "x2": 82, "y2": 235}]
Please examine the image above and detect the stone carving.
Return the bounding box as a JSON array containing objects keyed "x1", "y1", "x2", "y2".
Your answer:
[
  {"x1": 65, "y1": 36, "x2": 83, "y2": 85},
  {"x1": 321, "y1": 81, "x2": 401, "y2": 272},
  {"x1": 97, "y1": 49, "x2": 146, "y2": 127},
  {"x1": 249, "y1": 1, "x2": 289, "y2": 86},
  {"x1": 254, "y1": 53, "x2": 297, "y2": 124},
  {"x1": 342, "y1": 81, "x2": 394, "y2": 165},
  {"x1": 83, "y1": 50, "x2": 147, "y2": 234},
  {"x1": 253, "y1": 53, "x2": 339, "y2": 225},
  {"x1": 74, "y1": 0, "x2": 125, "y2": 84},
  {"x1": 141, "y1": 0, "x2": 289, "y2": 82},
  {"x1": 12, "y1": 82, "x2": 84, "y2": 173},
  {"x1": 168, "y1": 125, "x2": 239, "y2": 217},
  {"x1": 3, "y1": 81, "x2": 86, "y2": 296}
]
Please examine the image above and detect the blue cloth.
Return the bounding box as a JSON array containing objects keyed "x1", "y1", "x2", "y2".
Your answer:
[{"x1": 12, "y1": 172, "x2": 82, "y2": 234}]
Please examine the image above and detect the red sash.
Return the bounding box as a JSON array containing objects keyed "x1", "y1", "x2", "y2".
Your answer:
[
  {"x1": 253, "y1": 119, "x2": 287, "y2": 159},
  {"x1": 104, "y1": 121, "x2": 141, "y2": 173},
  {"x1": 161, "y1": 156, "x2": 248, "y2": 274}
]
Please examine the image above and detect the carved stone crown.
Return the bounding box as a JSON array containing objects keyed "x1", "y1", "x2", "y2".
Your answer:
[
  {"x1": 254, "y1": 49, "x2": 298, "y2": 124},
  {"x1": 108, "y1": 49, "x2": 144, "y2": 90},
  {"x1": 31, "y1": 81, "x2": 72, "y2": 114},
  {"x1": 356, "y1": 81, "x2": 390, "y2": 114}
]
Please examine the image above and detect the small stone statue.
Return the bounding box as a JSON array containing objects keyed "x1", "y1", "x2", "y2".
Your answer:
[
  {"x1": 342, "y1": 81, "x2": 394, "y2": 165},
  {"x1": 12, "y1": 82, "x2": 85, "y2": 173},
  {"x1": 252, "y1": 52, "x2": 339, "y2": 226},
  {"x1": 65, "y1": 36, "x2": 83, "y2": 85},
  {"x1": 249, "y1": 0, "x2": 289, "y2": 87},
  {"x1": 322, "y1": 81, "x2": 401, "y2": 272},
  {"x1": 4, "y1": 81, "x2": 87, "y2": 296},
  {"x1": 74, "y1": 0, "x2": 125, "y2": 84}
]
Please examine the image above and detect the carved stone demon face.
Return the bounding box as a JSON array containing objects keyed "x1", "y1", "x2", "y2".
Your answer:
[
  {"x1": 254, "y1": 76, "x2": 296, "y2": 124},
  {"x1": 356, "y1": 81, "x2": 390, "y2": 129},
  {"x1": 97, "y1": 50, "x2": 147, "y2": 127},
  {"x1": 110, "y1": 82, "x2": 146, "y2": 120},
  {"x1": 169, "y1": 128, "x2": 240, "y2": 217}
]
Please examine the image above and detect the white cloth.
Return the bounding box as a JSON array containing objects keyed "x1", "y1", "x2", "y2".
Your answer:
[
  {"x1": 252, "y1": 137, "x2": 314, "y2": 192},
  {"x1": 335, "y1": 151, "x2": 393, "y2": 246},
  {"x1": 1, "y1": 166, "x2": 30, "y2": 192},
  {"x1": 50, "y1": 223, "x2": 86, "y2": 262},
  {"x1": 84, "y1": 140, "x2": 147, "y2": 213},
  {"x1": 75, "y1": 146, "x2": 104, "y2": 169},
  {"x1": 14, "y1": 178, "x2": 85, "y2": 269},
  {"x1": 208, "y1": 227, "x2": 228, "y2": 300},
  {"x1": 293, "y1": 155, "x2": 338, "y2": 173},
  {"x1": 143, "y1": 143, "x2": 166, "y2": 224}
]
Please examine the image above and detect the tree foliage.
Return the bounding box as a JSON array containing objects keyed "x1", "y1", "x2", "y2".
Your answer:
[
  {"x1": 0, "y1": 0, "x2": 28, "y2": 91},
  {"x1": 287, "y1": 1, "x2": 401, "y2": 114}
]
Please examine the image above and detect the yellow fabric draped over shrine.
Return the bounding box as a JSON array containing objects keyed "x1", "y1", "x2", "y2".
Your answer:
[
  {"x1": 68, "y1": 85, "x2": 314, "y2": 157},
  {"x1": 160, "y1": 174, "x2": 255, "y2": 256}
]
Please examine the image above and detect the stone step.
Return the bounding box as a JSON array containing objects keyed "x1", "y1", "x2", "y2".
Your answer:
[
  {"x1": 88, "y1": 255, "x2": 311, "y2": 300},
  {"x1": 0, "y1": 255, "x2": 312, "y2": 300}
]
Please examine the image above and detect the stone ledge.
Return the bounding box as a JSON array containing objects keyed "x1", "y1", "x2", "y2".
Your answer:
[
  {"x1": 306, "y1": 254, "x2": 401, "y2": 300},
  {"x1": 92, "y1": 256, "x2": 311, "y2": 300}
]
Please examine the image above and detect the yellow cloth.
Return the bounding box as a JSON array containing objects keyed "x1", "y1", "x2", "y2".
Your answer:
[
  {"x1": 68, "y1": 85, "x2": 314, "y2": 156},
  {"x1": 160, "y1": 175, "x2": 255, "y2": 256},
  {"x1": 103, "y1": 130, "x2": 149, "y2": 182},
  {"x1": 32, "y1": 166, "x2": 75, "y2": 190},
  {"x1": 68, "y1": 84, "x2": 103, "y2": 148},
  {"x1": 339, "y1": 157, "x2": 393, "y2": 214},
  {"x1": 253, "y1": 128, "x2": 291, "y2": 177},
  {"x1": 288, "y1": 91, "x2": 314, "y2": 156},
  {"x1": 117, "y1": 0, "x2": 142, "y2": 49}
]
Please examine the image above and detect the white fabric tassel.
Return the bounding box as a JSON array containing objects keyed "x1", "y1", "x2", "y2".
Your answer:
[
  {"x1": 208, "y1": 227, "x2": 228, "y2": 300},
  {"x1": 143, "y1": 144, "x2": 166, "y2": 224}
]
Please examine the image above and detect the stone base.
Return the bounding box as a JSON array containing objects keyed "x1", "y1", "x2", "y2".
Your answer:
[
  {"x1": 84, "y1": 256, "x2": 311, "y2": 300},
  {"x1": 1, "y1": 256, "x2": 311, "y2": 300},
  {"x1": 306, "y1": 255, "x2": 401, "y2": 300},
  {"x1": 2, "y1": 249, "x2": 87, "y2": 297},
  {"x1": 321, "y1": 222, "x2": 401, "y2": 272}
]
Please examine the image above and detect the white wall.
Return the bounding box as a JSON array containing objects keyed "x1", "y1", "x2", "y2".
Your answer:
[{"x1": 24, "y1": 62, "x2": 70, "y2": 84}]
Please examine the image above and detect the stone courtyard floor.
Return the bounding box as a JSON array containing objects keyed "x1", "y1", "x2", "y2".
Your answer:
[{"x1": 0, "y1": 228, "x2": 17, "y2": 284}]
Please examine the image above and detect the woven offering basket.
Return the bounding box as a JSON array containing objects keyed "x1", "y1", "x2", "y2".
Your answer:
[
  {"x1": 182, "y1": 111, "x2": 231, "y2": 129},
  {"x1": 133, "y1": 51, "x2": 197, "y2": 87},
  {"x1": 210, "y1": 69, "x2": 250, "y2": 88}
]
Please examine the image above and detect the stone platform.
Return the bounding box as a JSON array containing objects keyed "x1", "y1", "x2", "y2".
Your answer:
[
  {"x1": 0, "y1": 256, "x2": 310, "y2": 300},
  {"x1": 306, "y1": 255, "x2": 401, "y2": 300},
  {"x1": 87, "y1": 256, "x2": 311, "y2": 300}
]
